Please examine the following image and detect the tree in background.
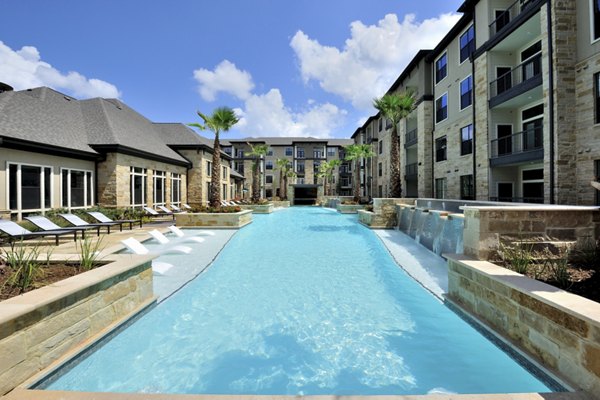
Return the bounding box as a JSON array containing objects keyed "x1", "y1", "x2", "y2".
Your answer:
[
  {"x1": 247, "y1": 143, "x2": 270, "y2": 203},
  {"x1": 344, "y1": 144, "x2": 375, "y2": 202}
]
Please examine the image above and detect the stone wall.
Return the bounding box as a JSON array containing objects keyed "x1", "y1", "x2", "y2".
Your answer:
[
  {"x1": 463, "y1": 206, "x2": 600, "y2": 260},
  {"x1": 175, "y1": 210, "x2": 252, "y2": 228},
  {"x1": 357, "y1": 198, "x2": 402, "y2": 228},
  {"x1": 0, "y1": 255, "x2": 155, "y2": 395},
  {"x1": 240, "y1": 204, "x2": 274, "y2": 214},
  {"x1": 447, "y1": 255, "x2": 600, "y2": 395},
  {"x1": 473, "y1": 54, "x2": 490, "y2": 200},
  {"x1": 97, "y1": 152, "x2": 188, "y2": 208}
]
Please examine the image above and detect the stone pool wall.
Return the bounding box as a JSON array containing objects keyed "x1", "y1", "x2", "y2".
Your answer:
[
  {"x1": 447, "y1": 254, "x2": 600, "y2": 395},
  {"x1": 462, "y1": 206, "x2": 600, "y2": 260},
  {"x1": 175, "y1": 210, "x2": 252, "y2": 227},
  {"x1": 0, "y1": 255, "x2": 155, "y2": 395},
  {"x1": 358, "y1": 198, "x2": 404, "y2": 228}
]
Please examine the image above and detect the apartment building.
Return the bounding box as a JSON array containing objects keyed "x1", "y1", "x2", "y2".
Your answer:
[
  {"x1": 0, "y1": 86, "x2": 239, "y2": 219},
  {"x1": 353, "y1": 0, "x2": 600, "y2": 206},
  {"x1": 222, "y1": 138, "x2": 353, "y2": 200}
]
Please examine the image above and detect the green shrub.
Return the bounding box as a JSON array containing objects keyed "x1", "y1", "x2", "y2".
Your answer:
[
  {"x1": 2, "y1": 242, "x2": 43, "y2": 293},
  {"x1": 569, "y1": 238, "x2": 600, "y2": 271},
  {"x1": 190, "y1": 206, "x2": 241, "y2": 213},
  {"x1": 499, "y1": 239, "x2": 534, "y2": 275},
  {"x1": 76, "y1": 236, "x2": 104, "y2": 271}
]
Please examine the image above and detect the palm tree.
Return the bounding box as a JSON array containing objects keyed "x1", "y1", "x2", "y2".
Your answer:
[
  {"x1": 247, "y1": 143, "x2": 270, "y2": 203},
  {"x1": 344, "y1": 144, "x2": 375, "y2": 202},
  {"x1": 275, "y1": 158, "x2": 292, "y2": 200},
  {"x1": 317, "y1": 159, "x2": 342, "y2": 196},
  {"x1": 373, "y1": 91, "x2": 415, "y2": 198},
  {"x1": 188, "y1": 107, "x2": 239, "y2": 208}
]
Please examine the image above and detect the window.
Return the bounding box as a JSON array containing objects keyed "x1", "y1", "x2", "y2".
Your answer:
[
  {"x1": 436, "y1": 137, "x2": 447, "y2": 162},
  {"x1": 234, "y1": 161, "x2": 244, "y2": 174},
  {"x1": 297, "y1": 148, "x2": 305, "y2": 158},
  {"x1": 206, "y1": 161, "x2": 212, "y2": 176},
  {"x1": 460, "y1": 76, "x2": 473, "y2": 110},
  {"x1": 171, "y1": 173, "x2": 181, "y2": 205},
  {"x1": 61, "y1": 168, "x2": 93, "y2": 208},
  {"x1": 460, "y1": 175, "x2": 474, "y2": 200},
  {"x1": 266, "y1": 175, "x2": 273, "y2": 184},
  {"x1": 285, "y1": 147, "x2": 293, "y2": 156},
  {"x1": 296, "y1": 161, "x2": 305, "y2": 174},
  {"x1": 435, "y1": 94, "x2": 448, "y2": 123},
  {"x1": 435, "y1": 53, "x2": 447, "y2": 83},
  {"x1": 461, "y1": 124, "x2": 473, "y2": 155},
  {"x1": 236, "y1": 149, "x2": 245, "y2": 158},
  {"x1": 378, "y1": 118, "x2": 383, "y2": 132},
  {"x1": 378, "y1": 140, "x2": 383, "y2": 154},
  {"x1": 378, "y1": 185, "x2": 383, "y2": 197},
  {"x1": 266, "y1": 160, "x2": 273, "y2": 170},
  {"x1": 130, "y1": 167, "x2": 147, "y2": 207},
  {"x1": 222, "y1": 184, "x2": 227, "y2": 199},
  {"x1": 223, "y1": 147, "x2": 232, "y2": 155},
  {"x1": 267, "y1": 149, "x2": 273, "y2": 156},
  {"x1": 313, "y1": 150, "x2": 323, "y2": 158},
  {"x1": 459, "y1": 25, "x2": 475, "y2": 63},
  {"x1": 327, "y1": 147, "x2": 336, "y2": 157},
  {"x1": 595, "y1": 72, "x2": 600, "y2": 124},
  {"x1": 378, "y1": 162, "x2": 383, "y2": 177},
  {"x1": 435, "y1": 178, "x2": 447, "y2": 199},
  {"x1": 153, "y1": 170, "x2": 166, "y2": 206},
  {"x1": 266, "y1": 189, "x2": 273, "y2": 198},
  {"x1": 206, "y1": 182, "x2": 212, "y2": 201},
  {"x1": 8, "y1": 163, "x2": 52, "y2": 213},
  {"x1": 594, "y1": 0, "x2": 600, "y2": 41},
  {"x1": 341, "y1": 177, "x2": 350, "y2": 187}
]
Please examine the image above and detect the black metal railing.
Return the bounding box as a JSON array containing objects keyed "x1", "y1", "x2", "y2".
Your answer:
[
  {"x1": 489, "y1": 53, "x2": 542, "y2": 99},
  {"x1": 405, "y1": 128, "x2": 418, "y2": 146},
  {"x1": 489, "y1": 196, "x2": 544, "y2": 204},
  {"x1": 489, "y1": 0, "x2": 535, "y2": 37},
  {"x1": 405, "y1": 163, "x2": 418, "y2": 176},
  {"x1": 490, "y1": 125, "x2": 543, "y2": 158}
]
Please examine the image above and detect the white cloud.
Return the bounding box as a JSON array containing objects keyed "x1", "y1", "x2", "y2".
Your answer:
[
  {"x1": 237, "y1": 89, "x2": 346, "y2": 138},
  {"x1": 193, "y1": 60, "x2": 254, "y2": 102},
  {"x1": 0, "y1": 41, "x2": 121, "y2": 99},
  {"x1": 290, "y1": 12, "x2": 461, "y2": 110}
]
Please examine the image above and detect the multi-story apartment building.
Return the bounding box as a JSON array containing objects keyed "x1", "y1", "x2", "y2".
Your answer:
[
  {"x1": 353, "y1": 0, "x2": 600, "y2": 206},
  {"x1": 222, "y1": 138, "x2": 353, "y2": 200}
]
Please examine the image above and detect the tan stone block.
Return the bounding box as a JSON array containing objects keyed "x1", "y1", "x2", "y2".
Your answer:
[
  {"x1": 584, "y1": 343, "x2": 600, "y2": 379},
  {"x1": 89, "y1": 306, "x2": 116, "y2": 334},
  {"x1": 25, "y1": 302, "x2": 90, "y2": 345},
  {"x1": 0, "y1": 333, "x2": 27, "y2": 375},
  {"x1": 39, "y1": 321, "x2": 90, "y2": 366},
  {"x1": 0, "y1": 356, "x2": 40, "y2": 395},
  {"x1": 528, "y1": 329, "x2": 559, "y2": 368},
  {"x1": 30, "y1": 319, "x2": 90, "y2": 360}
]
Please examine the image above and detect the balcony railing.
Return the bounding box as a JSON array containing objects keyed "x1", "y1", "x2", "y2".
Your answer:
[
  {"x1": 490, "y1": 125, "x2": 543, "y2": 159},
  {"x1": 405, "y1": 128, "x2": 418, "y2": 147},
  {"x1": 405, "y1": 163, "x2": 418, "y2": 176},
  {"x1": 489, "y1": 0, "x2": 535, "y2": 37},
  {"x1": 489, "y1": 53, "x2": 542, "y2": 100}
]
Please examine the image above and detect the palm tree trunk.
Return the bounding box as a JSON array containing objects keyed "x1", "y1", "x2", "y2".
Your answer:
[
  {"x1": 279, "y1": 170, "x2": 284, "y2": 200},
  {"x1": 252, "y1": 160, "x2": 260, "y2": 203},
  {"x1": 389, "y1": 126, "x2": 402, "y2": 198},
  {"x1": 211, "y1": 134, "x2": 221, "y2": 208},
  {"x1": 353, "y1": 159, "x2": 360, "y2": 202}
]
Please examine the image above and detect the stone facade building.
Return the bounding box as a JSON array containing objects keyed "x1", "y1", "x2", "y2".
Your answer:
[
  {"x1": 222, "y1": 137, "x2": 353, "y2": 200},
  {"x1": 353, "y1": 0, "x2": 600, "y2": 206},
  {"x1": 0, "y1": 86, "x2": 240, "y2": 219}
]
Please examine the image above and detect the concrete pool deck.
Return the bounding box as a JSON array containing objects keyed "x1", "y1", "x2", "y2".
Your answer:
[{"x1": 2, "y1": 388, "x2": 594, "y2": 400}]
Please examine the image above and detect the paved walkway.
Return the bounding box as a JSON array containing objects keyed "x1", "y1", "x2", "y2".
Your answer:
[{"x1": 374, "y1": 229, "x2": 448, "y2": 299}]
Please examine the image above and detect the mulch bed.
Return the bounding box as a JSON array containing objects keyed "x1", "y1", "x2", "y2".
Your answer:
[
  {"x1": 517, "y1": 264, "x2": 600, "y2": 303},
  {"x1": 0, "y1": 263, "x2": 82, "y2": 301}
]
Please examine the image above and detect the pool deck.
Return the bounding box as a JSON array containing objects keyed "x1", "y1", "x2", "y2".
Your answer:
[
  {"x1": 2, "y1": 388, "x2": 594, "y2": 400},
  {"x1": 374, "y1": 229, "x2": 448, "y2": 299}
]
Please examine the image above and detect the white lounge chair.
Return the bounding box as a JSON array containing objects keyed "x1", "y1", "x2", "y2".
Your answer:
[
  {"x1": 168, "y1": 225, "x2": 215, "y2": 238},
  {"x1": 149, "y1": 229, "x2": 205, "y2": 244},
  {"x1": 143, "y1": 206, "x2": 175, "y2": 220},
  {"x1": 59, "y1": 213, "x2": 119, "y2": 233},
  {"x1": 87, "y1": 211, "x2": 142, "y2": 229},
  {"x1": 120, "y1": 237, "x2": 192, "y2": 255},
  {"x1": 157, "y1": 205, "x2": 184, "y2": 214},
  {"x1": 182, "y1": 203, "x2": 193, "y2": 210}
]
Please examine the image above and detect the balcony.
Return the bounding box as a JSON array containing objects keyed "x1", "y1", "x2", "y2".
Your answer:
[
  {"x1": 490, "y1": 53, "x2": 542, "y2": 108},
  {"x1": 490, "y1": 125, "x2": 543, "y2": 166},
  {"x1": 404, "y1": 128, "x2": 418, "y2": 148},
  {"x1": 405, "y1": 163, "x2": 418, "y2": 181},
  {"x1": 489, "y1": 0, "x2": 539, "y2": 38},
  {"x1": 489, "y1": 54, "x2": 542, "y2": 108}
]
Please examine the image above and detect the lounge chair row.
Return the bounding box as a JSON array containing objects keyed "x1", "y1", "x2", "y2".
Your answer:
[{"x1": 0, "y1": 211, "x2": 142, "y2": 246}]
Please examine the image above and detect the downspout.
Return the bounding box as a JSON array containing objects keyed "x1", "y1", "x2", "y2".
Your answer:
[
  {"x1": 471, "y1": 12, "x2": 477, "y2": 200},
  {"x1": 546, "y1": 0, "x2": 555, "y2": 204}
]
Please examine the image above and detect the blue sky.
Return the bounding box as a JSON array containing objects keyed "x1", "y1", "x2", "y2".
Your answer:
[{"x1": 0, "y1": 0, "x2": 463, "y2": 139}]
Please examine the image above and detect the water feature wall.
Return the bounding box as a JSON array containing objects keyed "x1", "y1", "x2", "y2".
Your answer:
[{"x1": 396, "y1": 204, "x2": 464, "y2": 258}]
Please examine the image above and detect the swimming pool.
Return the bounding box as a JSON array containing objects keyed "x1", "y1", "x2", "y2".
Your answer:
[{"x1": 41, "y1": 207, "x2": 556, "y2": 395}]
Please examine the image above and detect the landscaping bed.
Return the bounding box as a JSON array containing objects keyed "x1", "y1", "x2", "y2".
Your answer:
[{"x1": 0, "y1": 262, "x2": 81, "y2": 300}]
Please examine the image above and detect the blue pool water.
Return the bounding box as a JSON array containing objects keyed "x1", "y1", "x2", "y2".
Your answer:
[{"x1": 44, "y1": 207, "x2": 554, "y2": 395}]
